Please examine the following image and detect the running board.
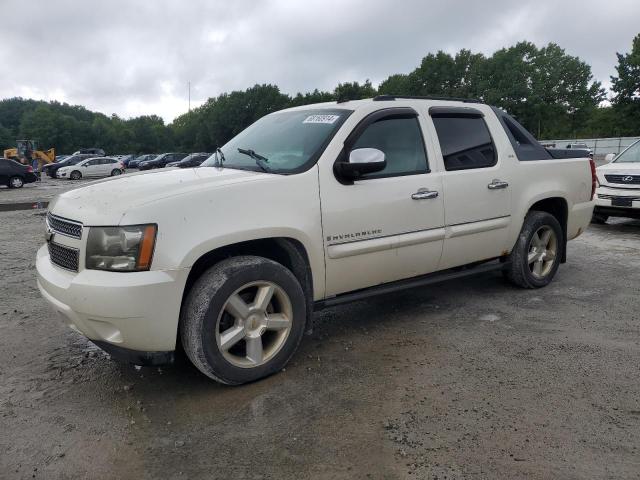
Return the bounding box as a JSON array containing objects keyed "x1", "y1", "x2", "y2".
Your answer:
[{"x1": 314, "y1": 259, "x2": 510, "y2": 310}]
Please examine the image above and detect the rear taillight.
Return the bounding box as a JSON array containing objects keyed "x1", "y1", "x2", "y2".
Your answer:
[
  {"x1": 589, "y1": 158, "x2": 597, "y2": 200},
  {"x1": 27, "y1": 166, "x2": 34, "y2": 173}
]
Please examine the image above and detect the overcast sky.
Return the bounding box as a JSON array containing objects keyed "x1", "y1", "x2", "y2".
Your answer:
[{"x1": 0, "y1": 0, "x2": 638, "y2": 122}]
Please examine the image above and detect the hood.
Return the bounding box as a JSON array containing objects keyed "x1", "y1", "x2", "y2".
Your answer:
[
  {"x1": 597, "y1": 161, "x2": 640, "y2": 173},
  {"x1": 596, "y1": 161, "x2": 640, "y2": 188},
  {"x1": 49, "y1": 167, "x2": 268, "y2": 225}
]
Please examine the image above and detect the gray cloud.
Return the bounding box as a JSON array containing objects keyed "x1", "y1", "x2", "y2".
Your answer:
[{"x1": 0, "y1": 0, "x2": 637, "y2": 122}]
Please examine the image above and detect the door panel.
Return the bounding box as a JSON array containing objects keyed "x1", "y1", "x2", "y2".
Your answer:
[
  {"x1": 103, "y1": 160, "x2": 115, "y2": 176},
  {"x1": 320, "y1": 110, "x2": 445, "y2": 297},
  {"x1": 428, "y1": 110, "x2": 512, "y2": 269},
  {"x1": 322, "y1": 175, "x2": 444, "y2": 296}
]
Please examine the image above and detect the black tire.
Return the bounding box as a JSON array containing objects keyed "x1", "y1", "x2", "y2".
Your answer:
[
  {"x1": 111, "y1": 169, "x2": 121, "y2": 176},
  {"x1": 180, "y1": 255, "x2": 307, "y2": 385},
  {"x1": 8, "y1": 176, "x2": 24, "y2": 188},
  {"x1": 591, "y1": 213, "x2": 608, "y2": 224},
  {"x1": 70, "y1": 170, "x2": 82, "y2": 180},
  {"x1": 504, "y1": 211, "x2": 564, "y2": 289}
]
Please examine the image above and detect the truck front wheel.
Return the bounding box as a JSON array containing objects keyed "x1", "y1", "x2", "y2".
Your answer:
[
  {"x1": 180, "y1": 256, "x2": 307, "y2": 384},
  {"x1": 505, "y1": 211, "x2": 564, "y2": 289}
]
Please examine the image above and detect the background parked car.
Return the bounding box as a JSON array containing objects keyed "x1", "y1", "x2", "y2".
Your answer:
[
  {"x1": 42, "y1": 153, "x2": 96, "y2": 178},
  {"x1": 57, "y1": 157, "x2": 124, "y2": 180},
  {"x1": 592, "y1": 139, "x2": 640, "y2": 223},
  {"x1": 118, "y1": 154, "x2": 137, "y2": 167},
  {"x1": 128, "y1": 154, "x2": 155, "y2": 169},
  {"x1": 566, "y1": 143, "x2": 593, "y2": 157},
  {"x1": 0, "y1": 158, "x2": 38, "y2": 188},
  {"x1": 138, "y1": 152, "x2": 187, "y2": 170},
  {"x1": 166, "y1": 152, "x2": 210, "y2": 168}
]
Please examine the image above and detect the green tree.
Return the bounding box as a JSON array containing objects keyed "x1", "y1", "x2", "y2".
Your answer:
[
  {"x1": 377, "y1": 74, "x2": 411, "y2": 95},
  {"x1": 611, "y1": 33, "x2": 640, "y2": 135},
  {"x1": 482, "y1": 42, "x2": 604, "y2": 138},
  {"x1": 406, "y1": 50, "x2": 485, "y2": 98},
  {"x1": 288, "y1": 89, "x2": 334, "y2": 107},
  {"x1": 0, "y1": 123, "x2": 13, "y2": 150},
  {"x1": 333, "y1": 80, "x2": 376, "y2": 102}
]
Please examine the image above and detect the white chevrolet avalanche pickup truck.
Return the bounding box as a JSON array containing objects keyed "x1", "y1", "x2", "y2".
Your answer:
[{"x1": 37, "y1": 96, "x2": 595, "y2": 384}]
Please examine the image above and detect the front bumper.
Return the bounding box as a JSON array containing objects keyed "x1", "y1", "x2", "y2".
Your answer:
[
  {"x1": 36, "y1": 244, "x2": 189, "y2": 357},
  {"x1": 594, "y1": 186, "x2": 640, "y2": 219}
]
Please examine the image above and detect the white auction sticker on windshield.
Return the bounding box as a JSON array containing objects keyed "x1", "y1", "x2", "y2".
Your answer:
[{"x1": 303, "y1": 114, "x2": 340, "y2": 124}]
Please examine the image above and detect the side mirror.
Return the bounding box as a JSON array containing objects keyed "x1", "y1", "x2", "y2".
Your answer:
[
  {"x1": 605, "y1": 153, "x2": 615, "y2": 163},
  {"x1": 335, "y1": 148, "x2": 386, "y2": 180}
]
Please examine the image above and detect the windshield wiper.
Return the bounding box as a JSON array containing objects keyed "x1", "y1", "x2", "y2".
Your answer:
[{"x1": 237, "y1": 148, "x2": 271, "y2": 173}]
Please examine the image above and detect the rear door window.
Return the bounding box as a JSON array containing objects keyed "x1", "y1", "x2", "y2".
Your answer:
[{"x1": 432, "y1": 116, "x2": 497, "y2": 171}]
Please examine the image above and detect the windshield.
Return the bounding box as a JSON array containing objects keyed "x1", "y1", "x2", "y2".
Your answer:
[
  {"x1": 201, "y1": 109, "x2": 351, "y2": 174},
  {"x1": 614, "y1": 140, "x2": 640, "y2": 163}
]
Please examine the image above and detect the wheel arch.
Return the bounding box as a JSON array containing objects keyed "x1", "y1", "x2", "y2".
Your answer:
[
  {"x1": 527, "y1": 196, "x2": 568, "y2": 263},
  {"x1": 178, "y1": 237, "x2": 315, "y2": 339}
]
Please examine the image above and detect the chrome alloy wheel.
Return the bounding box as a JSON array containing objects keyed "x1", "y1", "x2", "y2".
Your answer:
[
  {"x1": 527, "y1": 225, "x2": 558, "y2": 279},
  {"x1": 215, "y1": 281, "x2": 293, "y2": 368}
]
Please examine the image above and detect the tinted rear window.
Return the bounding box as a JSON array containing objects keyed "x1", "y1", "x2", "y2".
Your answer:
[{"x1": 432, "y1": 116, "x2": 497, "y2": 171}]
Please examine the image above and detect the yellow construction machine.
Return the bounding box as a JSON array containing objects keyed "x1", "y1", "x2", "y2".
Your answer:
[{"x1": 3, "y1": 140, "x2": 55, "y2": 169}]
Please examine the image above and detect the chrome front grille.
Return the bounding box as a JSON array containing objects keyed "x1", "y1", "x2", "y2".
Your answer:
[
  {"x1": 48, "y1": 242, "x2": 80, "y2": 272},
  {"x1": 604, "y1": 174, "x2": 640, "y2": 185},
  {"x1": 46, "y1": 213, "x2": 83, "y2": 239}
]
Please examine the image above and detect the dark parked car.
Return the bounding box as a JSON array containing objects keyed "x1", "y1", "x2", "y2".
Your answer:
[
  {"x1": 166, "y1": 153, "x2": 210, "y2": 168},
  {"x1": 128, "y1": 154, "x2": 155, "y2": 169},
  {"x1": 138, "y1": 153, "x2": 187, "y2": 170},
  {"x1": 42, "y1": 153, "x2": 95, "y2": 178},
  {"x1": 0, "y1": 158, "x2": 38, "y2": 188},
  {"x1": 118, "y1": 154, "x2": 136, "y2": 168}
]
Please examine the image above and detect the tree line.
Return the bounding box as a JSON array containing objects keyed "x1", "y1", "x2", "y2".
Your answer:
[{"x1": 1, "y1": 35, "x2": 638, "y2": 156}]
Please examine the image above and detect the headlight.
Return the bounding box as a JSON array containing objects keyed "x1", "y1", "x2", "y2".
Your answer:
[{"x1": 86, "y1": 225, "x2": 157, "y2": 271}]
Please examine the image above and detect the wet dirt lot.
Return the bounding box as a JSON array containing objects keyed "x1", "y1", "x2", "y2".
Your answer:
[{"x1": 1, "y1": 199, "x2": 639, "y2": 479}]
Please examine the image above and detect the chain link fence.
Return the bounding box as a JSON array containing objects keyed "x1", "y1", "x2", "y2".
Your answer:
[{"x1": 540, "y1": 137, "x2": 640, "y2": 156}]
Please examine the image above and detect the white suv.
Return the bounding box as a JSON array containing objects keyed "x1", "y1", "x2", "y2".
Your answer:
[
  {"x1": 593, "y1": 139, "x2": 640, "y2": 223},
  {"x1": 57, "y1": 157, "x2": 124, "y2": 180},
  {"x1": 37, "y1": 97, "x2": 595, "y2": 384}
]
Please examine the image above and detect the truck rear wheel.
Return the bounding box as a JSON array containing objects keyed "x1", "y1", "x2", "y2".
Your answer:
[
  {"x1": 505, "y1": 211, "x2": 563, "y2": 289},
  {"x1": 180, "y1": 256, "x2": 307, "y2": 384}
]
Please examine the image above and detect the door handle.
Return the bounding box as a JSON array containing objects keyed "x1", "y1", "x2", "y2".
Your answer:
[
  {"x1": 488, "y1": 179, "x2": 509, "y2": 190},
  {"x1": 411, "y1": 189, "x2": 439, "y2": 200}
]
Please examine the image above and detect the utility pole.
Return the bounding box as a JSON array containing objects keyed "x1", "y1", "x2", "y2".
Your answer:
[{"x1": 188, "y1": 81, "x2": 191, "y2": 113}]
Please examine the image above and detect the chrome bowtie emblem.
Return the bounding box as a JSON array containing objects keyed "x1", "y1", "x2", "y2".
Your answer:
[
  {"x1": 623, "y1": 176, "x2": 633, "y2": 182},
  {"x1": 45, "y1": 227, "x2": 54, "y2": 243}
]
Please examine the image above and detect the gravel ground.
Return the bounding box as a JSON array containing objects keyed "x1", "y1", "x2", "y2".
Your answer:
[
  {"x1": 0, "y1": 176, "x2": 96, "y2": 205},
  {"x1": 0, "y1": 208, "x2": 639, "y2": 479}
]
